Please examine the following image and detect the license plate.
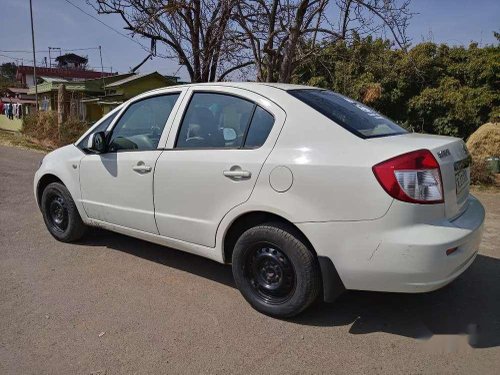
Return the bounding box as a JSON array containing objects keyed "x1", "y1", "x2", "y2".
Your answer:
[{"x1": 455, "y1": 168, "x2": 469, "y2": 196}]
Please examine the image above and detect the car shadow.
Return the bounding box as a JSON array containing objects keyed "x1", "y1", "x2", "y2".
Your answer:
[
  {"x1": 81, "y1": 228, "x2": 236, "y2": 288},
  {"x1": 80, "y1": 229, "x2": 500, "y2": 349}
]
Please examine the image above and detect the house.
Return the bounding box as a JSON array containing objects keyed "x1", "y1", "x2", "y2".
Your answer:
[
  {"x1": 0, "y1": 87, "x2": 36, "y2": 131},
  {"x1": 55, "y1": 53, "x2": 88, "y2": 70},
  {"x1": 16, "y1": 55, "x2": 116, "y2": 88},
  {"x1": 28, "y1": 71, "x2": 177, "y2": 123},
  {"x1": 1, "y1": 87, "x2": 36, "y2": 103},
  {"x1": 96, "y1": 72, "x2": 177, "y2": 114},
  {"x1": 27, "y1": 74, "x2": 133, "y2": 122}
]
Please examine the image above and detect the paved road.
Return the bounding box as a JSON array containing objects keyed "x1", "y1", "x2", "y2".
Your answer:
[{"x1": 1, "y1": 145, "x2": 499, "y2": 374}]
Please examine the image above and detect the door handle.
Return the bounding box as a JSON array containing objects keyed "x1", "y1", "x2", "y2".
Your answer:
[
  {"x1": 223, "y1": 166, "x2": 251, "y2": 180},
  {"x1": 132, "y1": 162, "x2": 152, "y2": 174}
]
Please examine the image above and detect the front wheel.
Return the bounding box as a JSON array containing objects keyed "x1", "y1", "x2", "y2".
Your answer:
[
  {"x1": 232, "y1": 223, "x2": 321, "y2": 318},
  {"x1": 41, "y1": 182, "x2": 87, "y2": 242}
]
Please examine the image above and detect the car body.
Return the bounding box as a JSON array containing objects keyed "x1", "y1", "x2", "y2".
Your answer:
[{"x1": 34, "y1": 82, "x2": 485, "y2": 317}]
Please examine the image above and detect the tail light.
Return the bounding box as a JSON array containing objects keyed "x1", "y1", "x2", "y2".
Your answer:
[{"x1": 372, "y1": 149, "x2": 444, "y2": 204}]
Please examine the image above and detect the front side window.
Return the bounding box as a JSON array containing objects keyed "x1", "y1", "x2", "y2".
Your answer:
[
  {"x1": 108, "y1": 94, "x2": 180, "y2": 152},
  {"x1": 78, "y1": 111, "x2": 118, "y2": 151},
  {"x1": 176, "y1": 93, "x2": 255, "y2": 149},
  {"x1": 289, "y1": 89, "x2": 407, "y2": 138}
]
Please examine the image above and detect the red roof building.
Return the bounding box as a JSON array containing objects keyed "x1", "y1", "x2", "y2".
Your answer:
[{"x1": 16, "y1": 65, "x2": 116, "y2": 87}]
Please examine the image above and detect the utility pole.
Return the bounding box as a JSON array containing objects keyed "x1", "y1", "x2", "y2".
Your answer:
[
  {"x1": 99, "y1": 45, "x2": 105, "y2": 93},
  {"x1": 29, "y1": 0, "x2": 38, "y2": 110}
]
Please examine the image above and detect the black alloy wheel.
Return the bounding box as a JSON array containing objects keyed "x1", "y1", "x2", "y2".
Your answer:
[
  {"x1": 232, "y1": 223, "x2": 321, "y2": 318},
  {"x1": 244, "y1": 243, "x2": 296, "y2": 305},
  {"x1": 41, "y1": 182, "x2": 87, "y2": 242},
  {"x1": 46, "y1": 192, "x2": 69, "y2": 233}
]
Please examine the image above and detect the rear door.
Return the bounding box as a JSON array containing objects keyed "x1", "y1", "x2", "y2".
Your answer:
[{"x1": 154, "y1": 86, "x2": 286, "y2": 247}]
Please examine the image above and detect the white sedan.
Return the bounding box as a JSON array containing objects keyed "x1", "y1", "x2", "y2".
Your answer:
[{"x1": 34, "y1": 83, "x2": 485, "y2": 317}]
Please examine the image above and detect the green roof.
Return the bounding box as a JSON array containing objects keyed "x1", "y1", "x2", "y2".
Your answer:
[
  {"x1": 27, "y1": 73, "x2": 135, "y2": 95},
  {"x1": 105, "y1": 72, "x2": 173, "y2": 88}
]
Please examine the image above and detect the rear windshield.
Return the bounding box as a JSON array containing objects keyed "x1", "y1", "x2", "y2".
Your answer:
[{"x1": 288, "y1": 89, "x2": 407, "y2": 138}]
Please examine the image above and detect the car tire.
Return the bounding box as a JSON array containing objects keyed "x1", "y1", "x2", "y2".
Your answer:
[
  {"x1": 41, "y1": 182, "x2": 87, "y2": 242},
  {"x1": 232, "y1": 222, "x2": 321, "y2": 318}
]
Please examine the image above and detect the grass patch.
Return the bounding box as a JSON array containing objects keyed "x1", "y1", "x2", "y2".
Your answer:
[
  {"x1": 471, "y1": 181, "x2": 500, "y2": 194},
  {"x1": 0, "y1": 130, "x2": 51, "y2": 153}
]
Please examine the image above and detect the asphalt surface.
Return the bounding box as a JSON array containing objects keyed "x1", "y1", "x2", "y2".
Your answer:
[{"x1": 1, "y1": 144, "x2": 499, "y2": 374}]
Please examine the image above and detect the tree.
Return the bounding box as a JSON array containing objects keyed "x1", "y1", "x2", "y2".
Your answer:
[
  {"x1": 0, "y1": 62, "x2": 17, "y2": 81},
  {"x1": 90, "y1": 0, "x2": 251, "y2": 82},
  {"x1": 294, "y1": 34, "x2": 500, "y2": 139},
  {"x1": 235, "y1": 0, "x2": 412, "y2": 82},
  {"x1": 91, "y1": 0, "x2": 412, "y2": 83},
  {"x1": 0, "y1": 62, "x2": 21, "y2": 93}
]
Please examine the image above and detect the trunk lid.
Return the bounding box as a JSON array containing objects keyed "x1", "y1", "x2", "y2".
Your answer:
[{"x1": 368, "y1": 133, "x2": 471, "y2": 219}]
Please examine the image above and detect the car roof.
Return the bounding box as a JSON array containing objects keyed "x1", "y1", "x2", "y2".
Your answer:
[
  {"x1": 155, "y1": 81, "x2": 317, "y2": 92},
  {"x1": 142, "y1": 82, "x2": 319, "y2": 103}
]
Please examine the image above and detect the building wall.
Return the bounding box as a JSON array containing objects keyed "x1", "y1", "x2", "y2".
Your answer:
[
  {"x1": 0, "y1": 115, "x2": 22, "y2": 132},
  {"x1": 85, "y1": 103, "x2": 104, "y2": 123},
  {"x1": 24, "y1": 74, "x2": 36, "y2": 87},
  {"x1": 121, "y1": 77, "x2": 171, "y2": 100}
]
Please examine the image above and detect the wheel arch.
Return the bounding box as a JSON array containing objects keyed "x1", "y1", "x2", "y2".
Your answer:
[
  {"x1": 222, "y1": 211, "x2": 316, "y2": 264},
  {"x1": 36, "y1": 174, "x2": 64, "y2": 208},
  {"x1": 222, "y1": 210, "x2": 345, "y2": 303}
]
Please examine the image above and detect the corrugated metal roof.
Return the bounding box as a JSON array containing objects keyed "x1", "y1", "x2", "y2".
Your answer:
[
  {"x1": 106, "y1": 72, "x2": 164, "y2": 88},
  {"x1": 6, "y1": 87, "x2": 30, "y2": 94},
  {"x1": 105, "y1": 74, "x2": 142, "y2": 87},
  {"x1": 1, "y1": 97, "x2": 36, "y2": 104},
  {"x1": 40, "y1": 76, "x2": 69, "y2": 83}
]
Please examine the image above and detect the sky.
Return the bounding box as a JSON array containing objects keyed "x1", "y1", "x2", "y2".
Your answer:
[{"x1": 0, "y1": 0, "x2": 498, "y2": 82}]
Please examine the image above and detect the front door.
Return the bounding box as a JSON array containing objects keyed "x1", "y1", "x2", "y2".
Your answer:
[
  {"x1": 80, "y1": 92, "x2": 181, "y2": 233},
  {"x1": 154, "y1": 87, "x2": 286, "y2": 247}
]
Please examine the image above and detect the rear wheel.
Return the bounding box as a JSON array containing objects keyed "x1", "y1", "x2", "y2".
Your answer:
[
  {"x1": 41, "y1": 182, "x2": 87, "y2": 242},
  {"x1": 232, "y1": 223, "x2": 320, "y2": 317}
]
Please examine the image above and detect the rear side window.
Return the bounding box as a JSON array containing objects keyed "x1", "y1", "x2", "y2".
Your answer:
[
  {"x1": 175, "y1": 92, "x2": 275, "y2": 149},
  {"x1": 176, "y1": 92, "x2": 255, "y2": 149},
  {"x1": 244, "y1": 106, "x2": 274, "y2": 148},
  {"x1": 289, "y1": 89, "x2": 407, "y2": 138}
]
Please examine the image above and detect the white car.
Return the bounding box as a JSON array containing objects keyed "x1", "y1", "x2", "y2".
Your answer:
[{"x1": 34, "y1": 83, "x2": 485, "y2": 317}]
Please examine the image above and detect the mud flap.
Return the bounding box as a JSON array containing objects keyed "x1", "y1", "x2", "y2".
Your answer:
[{"x1": 318, "y1": 256, "x2": 345, "y2": 303}]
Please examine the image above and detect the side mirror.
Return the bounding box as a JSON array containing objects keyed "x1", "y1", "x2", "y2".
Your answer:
[
  {"x1": 223, "y1": 127, "x2": 237, "y2": 142},
  {"x1": 89, "y1": 131, "x2": 107, "y2": 153}
]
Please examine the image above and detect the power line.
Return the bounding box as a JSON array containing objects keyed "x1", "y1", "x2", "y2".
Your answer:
[
  {"x1": 61, "y1": 0, "x2": 157, "y2": 55},
  {"x1": 2, "y1": 48, "x2": 100, "y2": 53},
  {"x1": 0, "y1": 50, "x2": 50, "y2": 53},
  {"x1": 0, "y1": 54, "x2": 33, "y2": 63}
]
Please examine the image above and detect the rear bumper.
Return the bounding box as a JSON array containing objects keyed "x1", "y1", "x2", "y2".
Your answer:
[{"x1": 298, "y1": 195, "x2": 485, "y2": 294}]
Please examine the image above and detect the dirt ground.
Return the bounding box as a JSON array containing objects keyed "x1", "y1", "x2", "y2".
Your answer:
[{"x1": 1, "y1": 145, "x2": 499, "y2": 374}]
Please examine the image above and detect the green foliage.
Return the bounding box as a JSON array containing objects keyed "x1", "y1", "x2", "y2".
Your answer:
[
  {"x1": 293, "y1": 34, "x2": 500, "y2": 140},
  {"x1": 0, "y1": 62, "x2": 17, "y2": 80},
  {"x1": 0, "y1": 62, "x2": 22, "y2": 93}
]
